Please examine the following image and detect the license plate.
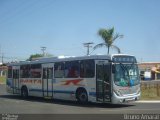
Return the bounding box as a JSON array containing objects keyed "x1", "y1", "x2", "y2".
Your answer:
[{"x1": 126, "y1": 98, "x2": 135, "y2": 102}]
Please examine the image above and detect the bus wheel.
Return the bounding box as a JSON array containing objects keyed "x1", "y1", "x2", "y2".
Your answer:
[
  {"x1": 77, "y1": 89, "x2": 88, "y2": 104},
  {"x1": 21, "y1": 87, "x2": 28, "y2": 99}
]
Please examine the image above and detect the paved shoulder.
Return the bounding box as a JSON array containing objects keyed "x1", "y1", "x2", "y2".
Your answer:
[{"x1": 136, "y1": 100, "x2": 160, "y2": 103}]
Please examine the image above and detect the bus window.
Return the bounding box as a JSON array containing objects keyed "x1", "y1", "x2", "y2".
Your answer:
[
  {"x1": 54, "y1": 62, "x2": 64, "y2": 78},
  {"x1": 13, "y1": 69, "x2": 19, "y2": 79},
  {"x1": 30, "y1": 64, "x2": 41, "y2": 78},
  {"x1": 43, "y1": 68, "x2": 47, "y2": 79},
  {"x1": 65, "y1": 61, "x2": 79, "y2": 78},
  {"x1": 43, "y1": 68, "x2": 53, "y2": 79},
  {"x1": 48, "y1": 68, "x2": 53, "y2": 79},
  {"x1": 80, "y1": 60, "x2": 95, "y2": 78},
  {"x1": 20, "y1": 65, "x2": 30, "y2": 78},
  {"x1": 8, "y1": 66, "x2": 12, "y2": 78}
]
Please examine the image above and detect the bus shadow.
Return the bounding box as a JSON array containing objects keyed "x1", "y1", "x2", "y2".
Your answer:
[{"x1": 0, "y1": 94, "x2": 135, "y2": 108}]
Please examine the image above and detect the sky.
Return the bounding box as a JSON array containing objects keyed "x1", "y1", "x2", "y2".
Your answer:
[{"x1": 0, "y1": 0, "x2": 160, "y2": 62}]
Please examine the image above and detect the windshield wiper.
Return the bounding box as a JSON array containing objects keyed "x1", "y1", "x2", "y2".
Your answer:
[
  {"x1": 120, "y1": 63, "x2": 127, "y2": 72},
  {"x1": 120, "y1": 63, "x2": 130, "y2": 82},
  {"x1": 128, "y1": 62, "x2": 135, "y2": 70}
]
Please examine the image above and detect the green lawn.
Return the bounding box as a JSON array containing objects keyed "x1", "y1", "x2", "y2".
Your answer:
[
  {"x1": 141, "y1": 83, "x2": 160, "y2": 100},
  {"x1": 0, "y1": 76, "x2": 6, "y2": 84}
]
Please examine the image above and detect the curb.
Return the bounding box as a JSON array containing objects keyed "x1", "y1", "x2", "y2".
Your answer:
[
  {"x1": 0, "y1": 83, "x2": 5, "y2": 85},
  {"x1": 136, "y1": 100, "x2": 160, "y2": 103}
]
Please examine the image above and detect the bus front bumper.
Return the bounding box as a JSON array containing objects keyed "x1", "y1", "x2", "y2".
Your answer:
[{"x1": 112, "y1": 92, "x2": 141, "y2": 104}]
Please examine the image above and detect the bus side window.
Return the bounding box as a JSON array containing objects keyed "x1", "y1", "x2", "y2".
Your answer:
[
  {"x1": 54, "y1": 62, "x2": 64, "y2": 78},
  {"x1": 30, "y1": 64, "x2": 41, "y2": 78},
  {"x1": 65, "y1": 61, "x2": 79, "y2": 78},
  {"x1": 80, "y1": 60, "x2": 95, "y2": 78},
  {"x1": 20, "y1": 65, "x2": 30, "y2": 78}
]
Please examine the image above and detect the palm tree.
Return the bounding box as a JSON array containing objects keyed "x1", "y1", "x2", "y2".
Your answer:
[{"x1": 93, "y1": 27, "x2": 123, "y2": 54}]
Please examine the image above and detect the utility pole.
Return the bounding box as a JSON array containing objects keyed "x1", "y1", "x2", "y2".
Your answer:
[
  {"x1": 83, "y1": 42, "x2": 94, "y2": 55},
  {"x1": 0, "y1": 45, "x2": 3, "y2": 64},
  {"x1": 1, "y1": 53, "x2": 4, "y2": 64},
  {"x1": 41, "y1": 46, "x2": 46, "y2": 57}
]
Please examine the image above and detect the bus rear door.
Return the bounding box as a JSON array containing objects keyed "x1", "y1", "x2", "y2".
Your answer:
[
  {"x1": 42, "y1": 63, "x2": 54, "y2": 98},
  {"x1": 96, "y1": 60, "x2": 111, "y2": 102},
  {"x1": 12, "y1": 66, "x2": 20, "y2": 94}
]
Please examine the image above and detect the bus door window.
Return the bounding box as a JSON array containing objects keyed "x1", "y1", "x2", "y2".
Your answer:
[
  {"x1": 43, "y1": 68, "x2": 53, "y2": 79},
  {"x1": 8, "y1": 66, "x2": 12, "y2": 78},
  {"x1": 43, "y1": 68, "x2": 47, "y2": 79},
  {"x1": 13, "y1": 70, "x2": 19, "y2": 79},
  {"x1": 48, "y1": 68, "x2": 53, "y2": 79}
]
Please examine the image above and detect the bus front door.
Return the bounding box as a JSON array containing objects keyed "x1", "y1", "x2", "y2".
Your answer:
[
  {"x1": 96, "y1": 61, "x2": 111, "y2": 102},
  {"x1": 42, "y1": 64, "x2": 54, "y2": 98},
  {"x1": 12, "y1": 66, "x2": 20, "y2": 94}
]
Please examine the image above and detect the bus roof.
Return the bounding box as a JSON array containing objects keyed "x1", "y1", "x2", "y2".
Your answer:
[
  {"x1": 7, "y1": 55, "x2": 110, "y2": 66},
  {"x1": 7, "y1": 54, "x2": 136, "y2": 66}
]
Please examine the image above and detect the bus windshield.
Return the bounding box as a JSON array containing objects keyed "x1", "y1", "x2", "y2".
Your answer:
[{"x1": 114, "y1": 63, "x2": 140, "y2": 87}]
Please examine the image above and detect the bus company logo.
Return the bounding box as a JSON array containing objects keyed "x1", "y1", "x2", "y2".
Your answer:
[
  {"x1": 20, "y1": 79, "x2": 42, "y2": 84},
  {"x1": 61, "y1": 79, "x2": 84, "y2": 86},
  {"x1": 119, "y1": 87, "x2": 129, "y2": 91}
]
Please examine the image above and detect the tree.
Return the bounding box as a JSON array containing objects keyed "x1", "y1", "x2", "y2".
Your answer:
[
  {"x1": 27, "y1": 54, "x2": 43, "y2": 61},
  {"x1": 27, "y1": 53, "x2": 53, "y2": 61},
  {"x1": 93, "y1": 27, "x2": 123, "y2": 54},
  {"x1": 27, "y1": 53, "x2": 54, "y2": 61}
]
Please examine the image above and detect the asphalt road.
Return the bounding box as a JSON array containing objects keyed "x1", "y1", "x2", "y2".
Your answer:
[{"x1": 0, "y1": 84, "x2": 160, "y2": 115}]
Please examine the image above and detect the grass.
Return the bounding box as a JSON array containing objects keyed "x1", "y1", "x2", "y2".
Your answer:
[
  {"x1": 0, "y1": 76, "x2": 6, "y2": 84},
  {"x1": 141, "y1": 83, "x2": 160, "y2": 100}
]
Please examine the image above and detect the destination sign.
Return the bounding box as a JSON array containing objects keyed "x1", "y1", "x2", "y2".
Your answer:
[{"x1": 112, "y1": 56, "x2": 137, "y2": 63}]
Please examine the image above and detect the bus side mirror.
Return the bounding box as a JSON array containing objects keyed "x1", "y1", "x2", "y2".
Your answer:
[{"x1": 112, "y1": 65, "x2": 116, "y2": 73}]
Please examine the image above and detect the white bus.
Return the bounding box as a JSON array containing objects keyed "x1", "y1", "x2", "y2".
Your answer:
[{"x1": 6, "y1": 54, "x2": 140, "y2": 104}]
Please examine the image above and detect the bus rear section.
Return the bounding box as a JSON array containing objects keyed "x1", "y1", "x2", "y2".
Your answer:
[{"x1": 6, "y1": 66, "x2": 21, "y2": 95}]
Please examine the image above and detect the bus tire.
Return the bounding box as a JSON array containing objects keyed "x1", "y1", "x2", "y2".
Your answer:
[
  {"x1": 21, "y1": 86, "x2": 28, "y2": 99},
  {"x1": 76, "y1": 88, "x2": 88, "y2": 104}
]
